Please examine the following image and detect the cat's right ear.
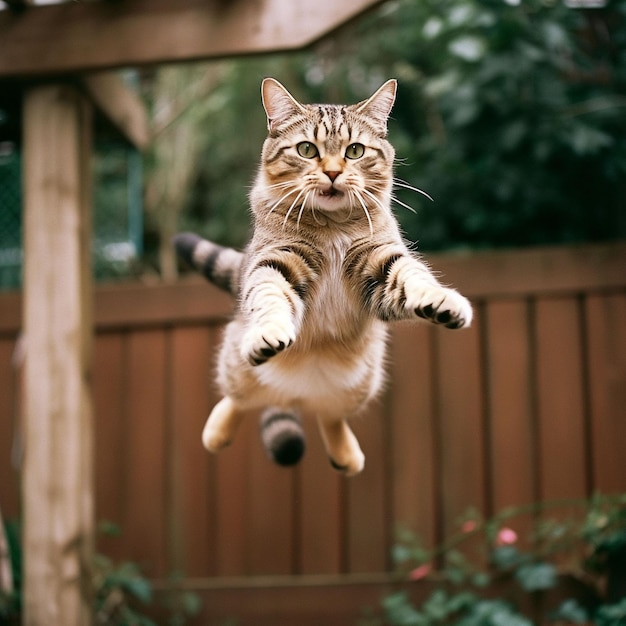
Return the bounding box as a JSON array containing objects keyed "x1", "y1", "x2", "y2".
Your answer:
[{"x1": 262, "y1": 78, "x2": 305, "y2": 133}]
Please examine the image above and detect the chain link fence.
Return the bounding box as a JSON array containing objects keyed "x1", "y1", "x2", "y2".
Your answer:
[
  {"x1": 0, "y1": 140, "x2": 142, "y2": 291},
  {"x1": 0, "y1": 143, "x2": 21, "y2": 290}
]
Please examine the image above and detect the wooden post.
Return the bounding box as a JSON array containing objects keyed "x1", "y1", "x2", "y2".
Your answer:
[{"x1": 22, "y1": 85, "x2": 94, "y2": 626}]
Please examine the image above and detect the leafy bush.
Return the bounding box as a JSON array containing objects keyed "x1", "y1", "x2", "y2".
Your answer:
[
  {"x1": 365, "y1": 494, "x2": 626, "y2": 626},
  {"x1": 156, "y1": 0, "x2": 626, "y2": 258},
  {"x1": 0, "y1": 521, "x2": 201, "y2": 626}
]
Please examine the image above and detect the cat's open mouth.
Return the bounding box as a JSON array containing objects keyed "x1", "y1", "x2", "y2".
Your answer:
[{"x1": 319, "y1": 188, "x2": 342, "y2": 198}]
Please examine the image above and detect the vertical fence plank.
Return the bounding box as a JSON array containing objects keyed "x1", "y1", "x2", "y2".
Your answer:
[
  {"x1": 346, "y1": 403, "x2": 388, "y2": 573},
  {"x1": 299, "y1": 415, "x2": 344, "y2": 574},
  {"x1": 535, "y1": 297, "x2": 588, "y2": 502},
  {"x1": 485, "y1": 300, "x2": 537, "y2": 541},
  {"x1": 203, "y1": 323, "x2": 249, "y2": 577},
  {"x1": 388, "y1": 323, "x2": 438, "y2": 549},
  {"x1": 169, "y1": 325, "x2": 215, "y2": 577},
  {"x1": 435, "y1": 321, "x2": 486, "y2": 538},
  {"x1": 212, "y1": 321, "x2": 249, "y2": 576},
  {"x1": 245, "y1": 412, "x2": 296, "y2": 575},
  {"x1": 213, "y1": 429, "x2": 249, "y2": 576},
  {"x1": 93, "y1": 332, "x2": 127, "y2": 559},
  {"x1": 122, "y1": 329, "x2": 168, "y2": 576},
  {"x1": 0, "y1": 337, "x2": 19, "y2": 519},
  {"x1": 585, "y1": 293, "x2": 626, "y2": 494}
]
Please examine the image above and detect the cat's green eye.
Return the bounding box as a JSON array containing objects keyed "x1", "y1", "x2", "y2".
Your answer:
[
  {"x1": 296, "y1": 142, "x2": 319, "y2": 159},
  {"x1": 345, "y1": 143, "x2": 365, "y2": 159}
]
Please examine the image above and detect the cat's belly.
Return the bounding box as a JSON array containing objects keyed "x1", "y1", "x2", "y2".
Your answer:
[{"x1": 253, "y1": 327, "x2": 388, "y2": 414}]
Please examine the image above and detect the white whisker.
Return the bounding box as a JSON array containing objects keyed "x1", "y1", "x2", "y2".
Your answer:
[
  {"x1": 266, "y1": 180, "x2": 296, "y2": 190},
  {"x1": 394, "y1": 178, "x2": 434, "y2": 202},
  {"x1": 296, "y1": 192, "x2": 310, "y2": 231},
  {"x1": 360, "y1": 188, "x2": 388, "y2": 213},
  {"x1": 391, "y1": 194, "x2": 418, "y2": 215},
  {"x1": 312, "y1": 205, "x2": 325, "y2": 226},
  {"x1": 353, "y1": 190, "x2": 374, "y2": 237},
  {"x1": 282, "y1": 188, "x2": 306, "y2": 229},
  {"x1": 268, "y1": 187, "x2": 298, "y2": 215}
]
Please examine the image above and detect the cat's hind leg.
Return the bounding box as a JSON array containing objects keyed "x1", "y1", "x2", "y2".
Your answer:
[
  {"x1": 202, "y1": 396, "x2": 245, "y2": 453},
  {"x1": 316, "y1": 416, "x2": 365, "y2": 476}
]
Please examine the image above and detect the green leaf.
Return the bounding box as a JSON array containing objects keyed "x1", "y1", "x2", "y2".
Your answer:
[
  {"x1": 491, "y1": 546, "x2": 525, "y2": 570},
  {"x1": 392, "y1": 543, "x2": 414, "y2": 564},
  {"x1": 514, "y1": 562, "x2": 557, "y2": 592},
  {"x1": 459, "y1": 599, "x2": 532, "y2": 626},
  {"x1": 566, "y1": 124, "x2": 614, "y2": 156},
  {"x1": 382, "y1": 592, "x2": 428, "y2": 626},
  {"x1": 448, "y1": 36, "x2": 486, "y2": 62},
  {"x1": 123, "y1": 576, "x2": 153, "y2": 604},
  {"x1": 470, "y1": 572, "x2": 491, "y2": 588},
  {"x1": 423, "y1": 589, "x2": 452, "y2": 621},
  {"x1": 181, "y1": 591, "x2": 202, "y2": 616},
  {"x1": 595, "y1": 597, "x2": 626, "y2": 626},
  {"x1": 551, "y1": 599, "x2": 588, "y2": 623}
]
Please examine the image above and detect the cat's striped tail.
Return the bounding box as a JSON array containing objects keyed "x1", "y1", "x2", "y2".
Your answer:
[
  {"x1": 259, "y1": 408, "x2": 306, "y2": 466},
  {"x1": 173, "y1": 232, "x2": 243, "y2": 296}
]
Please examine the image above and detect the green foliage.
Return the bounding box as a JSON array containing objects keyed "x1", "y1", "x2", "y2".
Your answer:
[
  {"x1": 377, "y1": 494, "x2": 626, "y2": 626},
  {"x1": 0, "y1": 520, "x2": 201, "y2": 626},
  {"x1": 93, "y1": 557, "x2": 202, "y2": 626},
  {"x1": 159, "y1": 0, "x2": 626, "y2": 259},
  {"x1": 378, "y1": 0, "x2": 626, "y2": 249},
  {"x1": 594, "y1": 598, "x2": 626, "y2": 626},
  {"x1": 94, "y1": 554, "x2": 156, "y2": 626}
]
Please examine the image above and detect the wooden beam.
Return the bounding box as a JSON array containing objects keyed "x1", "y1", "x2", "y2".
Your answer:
[
  {"x1": 82, "y1": 72, "x2": 150, "y2": 149},
  {"x1": 0, "y1": 0, "x2": 385, "y2": 78},
  {"x1": 22, "y1": 84, "x2": 94, "y2": 626}
]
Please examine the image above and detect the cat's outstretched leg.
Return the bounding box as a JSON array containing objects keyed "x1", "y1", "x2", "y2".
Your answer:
[
  {"x1": 316, "y1": 416, "x2": 365, "y2": 476},
  {"x1": 202, "y1": 396, "x2": 245, "y2": 453},
  {"x1": 239, "y1": 247, "x2": 319, "y2": 366},
  {"x1": 406, "y1": 282, "x2": 472, "y2": 329},
  {"x1": 348, "y1": 246, "x2": 473, "y2": 329},
  {"x1": 239, "y1": 269, "x2": 301, "y2": 366}
]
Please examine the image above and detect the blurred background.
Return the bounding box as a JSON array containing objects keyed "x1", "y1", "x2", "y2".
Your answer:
[
  {"x1": 1, "y1": 1, "x2": 625, "y2": 624},
  {"x1": 140, "y1": 0, "x2": 626, "y2": 277},
  {"x1": 3, "y1": 0, "x2": 625, "y2": 286}
]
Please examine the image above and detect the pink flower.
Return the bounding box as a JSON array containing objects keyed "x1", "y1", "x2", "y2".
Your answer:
[
  {"x1": 409, "y1": 563, "x2": 432, "y2": 580},
  {"x1": 496, "y1": 527, "x2": 518, "y2": 546},
  {"x1": 462, "y1": 520, "x2": 478, "y2": 533}
]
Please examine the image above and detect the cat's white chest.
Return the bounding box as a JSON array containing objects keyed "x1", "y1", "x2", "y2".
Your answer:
[{"x1": 305, "y1": 238, "x2": 359, "y2": 338}]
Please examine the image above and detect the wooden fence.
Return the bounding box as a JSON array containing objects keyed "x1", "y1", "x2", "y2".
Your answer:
[{"x1": 1, "y1": 242, "x2": 625, "y2": 624}]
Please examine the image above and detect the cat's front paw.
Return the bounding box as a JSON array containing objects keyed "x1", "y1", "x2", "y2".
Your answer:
[
  {"x1": 406, "y1": 284, "x2": 473, "y2": 329},
  {"x1": 241, "y1": 320, "x2": 296, "y2": 366}
]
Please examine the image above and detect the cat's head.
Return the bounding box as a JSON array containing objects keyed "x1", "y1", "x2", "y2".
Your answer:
[{"x1": 256, "y1": 78, "x2": 397, "y2": 223}]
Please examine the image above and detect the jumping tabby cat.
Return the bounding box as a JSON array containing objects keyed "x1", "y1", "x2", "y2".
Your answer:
[{"x1": 174, "y1": 78, "x2": 472, "y2": 476}]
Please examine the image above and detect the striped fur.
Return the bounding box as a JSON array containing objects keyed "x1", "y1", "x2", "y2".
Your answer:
[{"x1": 175, "y1": 78, "x2": 472, "y2": 476}]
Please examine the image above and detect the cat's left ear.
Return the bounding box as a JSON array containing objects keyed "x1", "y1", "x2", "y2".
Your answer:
[
  {"x1": 355, "y1": 79, "x2": 397, "y2": 135},
  {"x1": 262, "y1": 78, "x2": 306, "y2": 133}
]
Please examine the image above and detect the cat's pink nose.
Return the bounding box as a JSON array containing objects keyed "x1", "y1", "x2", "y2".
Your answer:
[{"x1": 325, "y1": 171, "x2": 340, "y2": 182}]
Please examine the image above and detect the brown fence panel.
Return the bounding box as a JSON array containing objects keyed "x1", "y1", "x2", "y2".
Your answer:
[
  {"x1": 388, "y1": 323, "x2": 438, "y2": 547},
  {"x1": 0, "y1": 335, "x2": 19, "y2": 519},
  {"x1": 1, "y1": 242, "x2": 625, "y2": 625},
  {"x1": 168, "y1": 325, "x2": 216, "y2": 577},
  {"x1": 586, "y1": 293, "x2": 626, "y2": 494},
  {"x1": 484, "y1": 299, "x2": 536, "y2": 544},
  {"x1": 298, "y1": 424, "x2": 345, "y2": 574},
  {"x1": 535, "y1": 297, "x2": 589, "y2": 503}
]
